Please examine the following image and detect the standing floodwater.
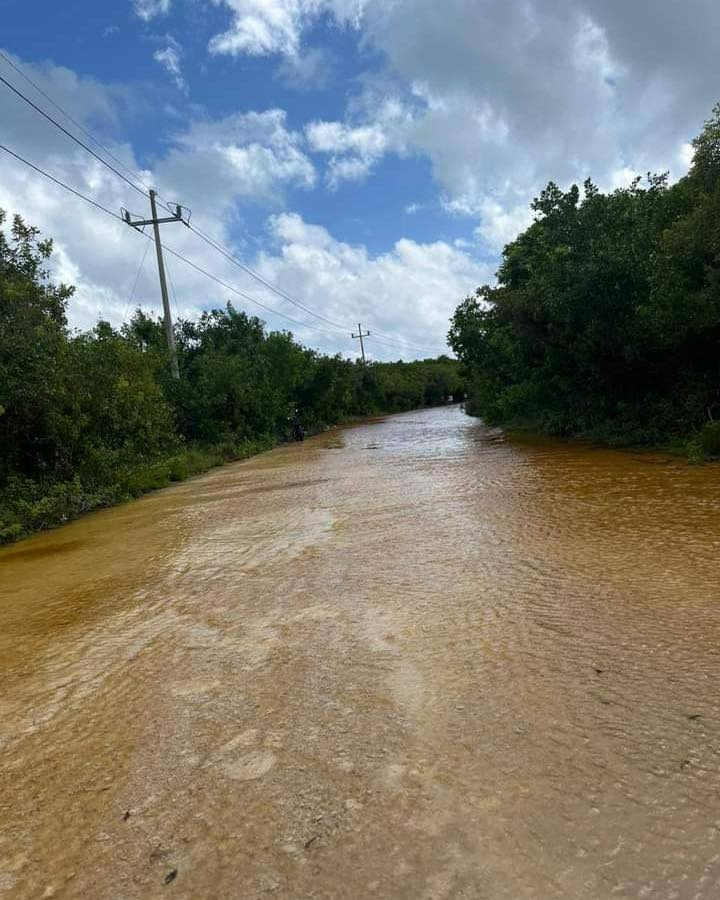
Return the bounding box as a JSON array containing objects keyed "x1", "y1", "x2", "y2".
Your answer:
[{"x1": 2, "y1": 406, "x2": 720, "y2": 899}]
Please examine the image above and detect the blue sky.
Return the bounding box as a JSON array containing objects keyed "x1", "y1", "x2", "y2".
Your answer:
[{"x1": 1, "y1": 0, "x2": 716, "y2": 358}]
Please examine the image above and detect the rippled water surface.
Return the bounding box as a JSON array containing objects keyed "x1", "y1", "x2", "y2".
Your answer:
[{"x1": 2, "y1": 406, "x2": 720, "y2": 899}]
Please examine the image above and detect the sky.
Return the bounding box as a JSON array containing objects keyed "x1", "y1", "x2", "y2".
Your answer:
[{"x1": 0, "y1": 0, "x2": 717, "y2": 360}]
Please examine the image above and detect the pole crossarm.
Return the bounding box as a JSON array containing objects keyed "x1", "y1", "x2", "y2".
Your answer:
[
  {"x1": 351, "y1": 323, "x2": 370, "y2": 363},
  {"x1": 122, "y1": 203, "x2": 188, "y2": 229}
]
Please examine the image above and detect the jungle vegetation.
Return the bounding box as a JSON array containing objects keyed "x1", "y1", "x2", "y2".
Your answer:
[
  {"x1": 0, "y1": 211, "x2": 461, "y2": 543},
  {"x1": 449, "y1": 104, "x2": 720, "y2": 459}
]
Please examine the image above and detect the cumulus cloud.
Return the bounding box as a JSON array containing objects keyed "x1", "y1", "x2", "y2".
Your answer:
[
  {"x1": 0, "y1": 52, "x2": 483, "y2": 358},
  {"x1": 208, "y1": 0, "x2": 314, "y2": 57},
  {"x1": 133, "y1": 0, "x2": 172, "y2": 22},
  {"x1": 369, "y1": 0, "x2": 718, "y2": 230},
  {"x1": 0, "y1": 55, "x2": 312, "y2": 332},
  {"x1": 157, "y1": 108, "x2": 316, "y2": 211},
  {"x1": 153, "y1": 37, "x2": 187, "y2": 92},
  {"x1": 207, "y1": 0, "x2": 365, "y2": 57},
  {"x1": 305, "y1": 97, "x2": 410, "y2": 186},
  {"x1": 205, "y1": 0, "x2": 718, "y2": 249},
  {"x1": 275, "y1": 46, "x2": 335, "y2": 90},
  {"x1": 471, "y1": 200, "x2": 533, "y2": 253},
  {"x1": 255, "y1": 212, "x2": 493, "y2": 357},
  {"x1": 305, "y1": 119, "x2": 386, "y2": 185}
]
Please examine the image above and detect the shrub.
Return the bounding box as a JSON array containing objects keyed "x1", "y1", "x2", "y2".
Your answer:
[{"x1": 701, "y1": 421, "x2": 720, "y2": 457}]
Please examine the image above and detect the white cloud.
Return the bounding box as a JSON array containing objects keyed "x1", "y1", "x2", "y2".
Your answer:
[
  {"x1": 133, "y1": 0, "x2": 172, "y2": 22},
  {"x1": 346, "y1": 0, "x2": 714, "y2": 248},
  {"x1": 255, "y1": 212, "x2": 493, "y2": 358},
  {"x1": 206, "y1": 0, "x2": 366, "y2": 57},
  {"x1": 472, "y1": 200, "x2": 533, "y2": 253},
  {"x1": 208, "y1": 0, "x2": 315, "y2": 57},
  {"x1": 306, "y1": 119, "x2": 386, "y2": 156},
  {"x1": 0, "y1": 53, "x2": 480, "y2": 359},
  {"x1": 0, "y1": 56, "x2": 312, "y2": 333},
  {"x1": 608, "y1": 166, "x2": 638, "y2": 191},
  {"x1": 275, "y1": 46, "x2": 335, "y2": 89},
  {"x1": 158, "y1": 109, "x2": 316, "y2": 211},
  {"x1": 305, "y1": 97, "x2": 411, "y2": 186},
  {"x1": 204, "y1": 0, "x2": 714, "y2": 250},
  {"x1": 679, "y1": 142, "x2": 695, "y2": 170},
  {"x1": 153, "y1": 37, "x2": 187, "y2": 92},
  {"x1": 306, "y1": 119, "x2": 387, "y2": 186}
]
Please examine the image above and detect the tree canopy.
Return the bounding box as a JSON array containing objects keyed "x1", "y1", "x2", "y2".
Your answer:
[{"x1": 449, "y1": 104, "x2": 720, "y2": 452}]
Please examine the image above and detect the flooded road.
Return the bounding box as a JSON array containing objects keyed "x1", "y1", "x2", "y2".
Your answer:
[{"x1": 2, "y1": 405, "x2": 720, "y2": 899}]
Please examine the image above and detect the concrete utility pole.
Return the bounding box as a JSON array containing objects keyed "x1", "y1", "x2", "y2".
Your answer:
[
  {"x1": 352, "y1": 323, "x2": 370, "y2": 363},
  {"x1": 123, "y1": 190, "x2": 187, "y2": 380}
]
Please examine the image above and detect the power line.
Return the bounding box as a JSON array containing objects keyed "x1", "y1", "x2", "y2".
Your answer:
[
  {"x1": 0, "y1": 68, "x2": 450, "y2": 353},
  {"x1": 187, "y1": 223, "x2": 445, "y2": 350},
  {"x1": 0, "y1": 50, "x2": 153, "y2": 197},
  {"x1": 0, "y1": 53, "x2": 193, "y2": 233},
  {"x1": 0, "y1": 71, "x2": 148, "y2": 200},
  {"x1": 189, "y1": 226, "x2": 450, "y2": 351},
  {"x1": 368, "y1": 334, "x2": 448, "y2": 353},
  {"x1": 0, "y1": 143, "x2": 347, "y2": 340},
  {"x1": 187, "y1": 222, "x2": 351, "y2": 333},
  {"x1": 364, "y1": 327, "x2": 447, "y2": 353},
  {"x1": 0, "y1": 61, "x2": 454, "y2": 354},
  {"x1": 161, "y1": 244, "x2": 353, "y2": 341},
  {"x1": 165, "y1": 253, "x2": 181, "y2": 324},
  {"x1": 365, "y1": 335, "x2": 448, "y2": 355},
  {"x1": 0, "y1": 142, "x2": 446, "y2": 356},
  {"x1": 0, "y1": 64, "x2": 357, "y2": 337},
  {"x1": 0, "y1": 142, "x2": 123, "y2": 220},
  {"x1": 122, "y1": 239, "x2": 151, "y2": 323}
]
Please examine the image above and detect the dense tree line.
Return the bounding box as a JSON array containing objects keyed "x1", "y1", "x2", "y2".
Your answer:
[
  {"x1": 0, "y1": 212, "x2": 461, "y2": 543},
  {"x1": 449, "y1": 104, "x2": 720, "y2": 458}
]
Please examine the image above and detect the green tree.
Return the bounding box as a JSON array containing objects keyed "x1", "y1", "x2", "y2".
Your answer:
[{"x1": 450, "y1": 103, "x2": 720, "y2": 448}]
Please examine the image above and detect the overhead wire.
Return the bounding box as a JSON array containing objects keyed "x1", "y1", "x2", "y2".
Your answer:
[
  {"x1": 0, "y1": 68, "x2": 364, "y2": 340},
  {"x1": 0, "y1": 71, "x2": 149, "y2": 200},
  {"x1": 0, "y1": 50, "x2": 154, "y2": 197},
  {"x1": 0, "y1": 65, "x2": 451, "y2": 357},
  {"x1": 0, "y1": 142, "x2": 352, "y2": 343},
  {"x1": 0, "y1": 142, "x2": 123, "y2": 220},
  {"x1": 365, "y1": 335, "x2": 448, "y2": 355},
  {"x1": 364, "y1": 327, "x2": 448, "y2": 353},
  {"x1": 186, "y1": 224, "x2": 448, "y2": 352},
  {"x1": 165, "y1": 254, "x2": 182, "y2": 324},
  {"x1": 161, "y1": 244, "x2": 353, "y2": 342},
  {"x1": 187, "y1": 226, "x2": 451, "y2": 354},
  {"x1": 186, "y1": 222, "x2": 351, "y2": 333},
  {"x1": 122, "y1": 239, "x2": 151, "y2": 323},
  {"x1": 0, "y1": 54, "x2": 196, "y2": 232}
]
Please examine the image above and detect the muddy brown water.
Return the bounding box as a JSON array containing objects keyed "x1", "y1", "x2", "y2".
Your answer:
[{"x1": 2, "y1": 406, "x2": 720, "y2": 900}]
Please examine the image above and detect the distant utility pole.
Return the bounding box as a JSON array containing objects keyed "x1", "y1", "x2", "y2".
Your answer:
[
  {"x1": 123, "y1": 189, "x2": 188, "y2": 380},
  {"x1": 352, "y1": 323, "x2": 370, "y2": 363}
]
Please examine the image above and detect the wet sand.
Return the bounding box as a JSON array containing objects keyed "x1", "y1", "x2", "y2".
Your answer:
[{"x1": 2, "y1": 406, "x2": 720, "y2": 899}]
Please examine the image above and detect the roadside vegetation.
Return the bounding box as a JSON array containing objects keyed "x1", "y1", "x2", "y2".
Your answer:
[
  {"x1": 449, "y1": 104, "x2": 720, "y2": 459},
  {"x1": 0, "y1": 211, "x2": 462, "y2": 544}
]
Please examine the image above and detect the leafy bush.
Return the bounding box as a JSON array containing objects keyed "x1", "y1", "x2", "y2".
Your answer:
[{"x1": 701, "y1": 421, "x2": 720, "y2": 457}]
